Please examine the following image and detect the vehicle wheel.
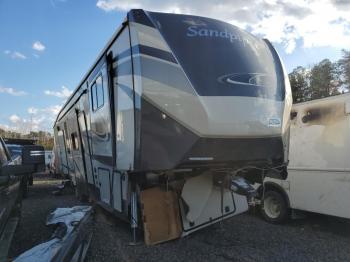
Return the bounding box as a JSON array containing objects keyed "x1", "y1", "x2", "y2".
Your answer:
[
  {"x1": 75, "y1": 184, "x2": 89, "y2": 203},
  {"x1": 22, "y1": 182, "x2": 28, "y2": 198},
  {"x1": 22, "y1": 176, "x2": 28, "y2": 198},
  {"x1": 28, "y1": 175, "x2": 33, "y2": 186},
  {"x1": 261, "y1": 190, "x2": 289, "y2": 223}
]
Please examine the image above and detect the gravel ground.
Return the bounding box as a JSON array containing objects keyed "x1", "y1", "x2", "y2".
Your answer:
[{"x1": 9, "y1": 178, "x2": 350, "y2": 262}]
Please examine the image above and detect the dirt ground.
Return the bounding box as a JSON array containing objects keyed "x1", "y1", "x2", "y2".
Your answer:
[{"x1": 9, "y1": 177, "x2": 350, "y2": 262}]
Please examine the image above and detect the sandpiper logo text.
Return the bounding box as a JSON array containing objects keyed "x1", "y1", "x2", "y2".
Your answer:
[{"x1": 186, "y1": 26, "x2": 249, "y2": 45}]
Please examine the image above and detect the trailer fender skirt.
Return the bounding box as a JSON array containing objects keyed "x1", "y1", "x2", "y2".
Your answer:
[{"x1": 181, "y1": 172, "x2": 213, "y2": 222}]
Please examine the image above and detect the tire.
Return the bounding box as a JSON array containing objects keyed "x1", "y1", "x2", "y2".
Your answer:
[
  {"x1": 28, "y1": 175, "x2": 33, "y2": 186},
  {"x1": 22, "y1": 176, "x2": 28, "y2": 198},
  {"x1": 75, "y1": 183, "x2": 89, "y2": 203},
  {"x1": 22, "y1": 182, "x2": 28, "y2": 198},
  {"x1": 261, "y1": 190, "x2": 290, "y2": 223}
]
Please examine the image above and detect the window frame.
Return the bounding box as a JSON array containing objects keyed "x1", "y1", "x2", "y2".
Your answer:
[
  {"x1": 91, "y1": 74, "x2": 104, "y2": 112},
  {"x1": 71, "y1": 132, "x2": 79, "y2": 151},
  {"x1": 64, "y1": 121, "x2": 71, "y2": 154},
  {"x1": 91, "y1": 82, "x2": 97, "y2": 111}
]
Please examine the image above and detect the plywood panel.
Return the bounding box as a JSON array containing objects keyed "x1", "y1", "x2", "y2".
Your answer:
[{"x1": 141, "y1": 187, "x2": 182, "y2": 245}]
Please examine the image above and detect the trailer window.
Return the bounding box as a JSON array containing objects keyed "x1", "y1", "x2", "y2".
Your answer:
[
  {"x1": 71, "y1": 132, "x2": 79, "y2": 150},
  {"x1": 96, "y1": 75, "x2": 104, "y2": 108},
  {"x1": 91, "y1": 75, "x2": 104, "y2": 111},
  {"x1": 91, "y1": 82, "x2": 97, "y2": 111},
  {"x1": 64, "y1": 121, "x2": 71, "y2": 154}
]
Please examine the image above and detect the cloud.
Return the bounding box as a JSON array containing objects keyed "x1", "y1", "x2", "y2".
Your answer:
[
  {"x1": 0, "y1": 86, "x2": 27, "y2": 96},
  {"x1": 331, "y1": 0, "x2": 350, "y2": 10},
  {"x1": 0, "y1": 124, "x2": 10, "y2": 131},
  {"x1": 28, "y1": 107, "x2": 38, "y2": 114},
  {"x1": 7, "y1": 114, "x2": 36, "y2": 133},
  {"x1": 280, "y1": 3, "x2": 312, "y2": 19},
  {"x1": 32, "y1": 41, "x2": 46, "y2": 52},
  {"x1": 5, "y1": 104, "x2": 63, "y2": 133},
  {"x1": 4, "y1": 50, "x2": 27, "y2": 59},
  {"x1": 96, "y1": 0, "x2": 350, "y2": 54},
  {"x1": 29, "y1": 105, "x2": 63, "y2": 132},
  {"x1": 30, "y1": 105, "x2": 62, "y2": 116},
  {"x1": 9, "y1": 114, "x2": 21, "y2": 124},
  {"x1": 50, "y1": 0, "x2": 67, "y2": 7},
  {"x1": 44, "y1": 86, "x2": 73, "y2": 99},
  {"x1": 11, "y1": 51, "x2": 27, "y2": 59},
  {"x1": 45, "y1": 105, "x2": 62, "y2": 115}
]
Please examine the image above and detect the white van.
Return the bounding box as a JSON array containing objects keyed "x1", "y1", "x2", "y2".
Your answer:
[{"x1": 257, "y1": 93, "x2": 350, "y2": 222}]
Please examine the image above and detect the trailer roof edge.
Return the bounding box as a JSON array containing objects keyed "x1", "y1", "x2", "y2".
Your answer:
[{"x1": 53, "y1": 14, "x2": 133, "y2": 126}]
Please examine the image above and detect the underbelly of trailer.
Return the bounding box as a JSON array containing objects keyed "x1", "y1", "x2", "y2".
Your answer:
[{"x1": 140, "y1": 173, "x2": 249, "y2": 245}]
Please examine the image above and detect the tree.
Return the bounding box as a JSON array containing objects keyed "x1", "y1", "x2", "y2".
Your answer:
[
  {"x1": 0, "y1": 128, "x2": 54, "y2": 150},
  {"x1": 289, "y1": 66, "x2": 310, "y2": 103},
  {"x1": 338, "y1": 49, "x2": 350, "y2": 91},
  {"x1": 309, "y1": 59, "x2": 339, "y2": 100},
  {"x1": 288, "y1": 55, "x2": 348, "y2": 103}
]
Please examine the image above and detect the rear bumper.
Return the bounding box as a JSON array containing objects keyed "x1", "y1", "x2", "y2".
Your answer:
[{"x1": 178, "y1": 136, "x2": 285, "y2": 169}]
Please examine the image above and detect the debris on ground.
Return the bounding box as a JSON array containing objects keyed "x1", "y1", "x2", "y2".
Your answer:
[{"x1": 14, "y1": 206, "x2": 92, "y2": 262}]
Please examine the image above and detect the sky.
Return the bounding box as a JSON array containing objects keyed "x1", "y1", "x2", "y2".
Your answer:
[{"x1": 0, "y1": 0, "x2": 349, "y2": 133}]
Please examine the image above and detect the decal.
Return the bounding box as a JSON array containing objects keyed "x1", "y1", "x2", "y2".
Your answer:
[
  {"x1": 218, "y1": 73, "x2": 272, "y2": 87},
  {"x1": 186, "y1": 26, "x2": 249, "y2": 45},
  {"x1": 268, "y1": 118, "x2": 281, "y2": 127}
]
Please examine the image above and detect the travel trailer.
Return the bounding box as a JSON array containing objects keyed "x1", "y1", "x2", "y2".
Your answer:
[
  {"x1": 53, "y1": 9, "x2": 292, "y2": 244},
  {"x1": 258, "y1": 93, "x2": 350, "y2": 222}
]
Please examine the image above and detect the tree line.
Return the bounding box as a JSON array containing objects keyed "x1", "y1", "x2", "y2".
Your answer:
[
  {"x1": 289, "y1": 49, "x2": 350, "y2": 103},
  {"x1": 0, "y1": 128, "x2": 54, "y2": 150}
]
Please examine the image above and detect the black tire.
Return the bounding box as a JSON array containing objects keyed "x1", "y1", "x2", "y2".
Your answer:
[
  {"x1": 28, "y1": 175, "x2": 33, "y2": 186},
  {"x1": 75, "y1": 182, "x2": 89, "y2": 203},
  {"x1": 22, "y1": 182, "x2": 28, "y2": 198},
  {"x1": 261, "y1": 190, "x2": 290, "y2": 223},
  {"x1": 22, "y1": 176, "x2": 28, "y2": 198}
]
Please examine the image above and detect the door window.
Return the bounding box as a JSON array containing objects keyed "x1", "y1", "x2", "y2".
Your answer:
[{"x1": 91, "y1": 75, "x2": 104, "y2": 111}]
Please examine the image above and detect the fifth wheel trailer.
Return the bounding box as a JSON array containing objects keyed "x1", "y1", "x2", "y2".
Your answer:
[
  {"x1": 53, "y1": 9, "x2": 292, "y2": 244},
  {"x1": 257, "y1": 93, "x2": 350, "y2": 222}
]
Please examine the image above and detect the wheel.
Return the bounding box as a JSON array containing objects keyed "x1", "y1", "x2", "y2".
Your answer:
[
  {"x1": 21, "y1": 176, "x2": 28, "y2": 198},
  {"x1": 75, "y1": 182, "x2": 89, "y2": 202},
  {"x1": 28, "y1": 175, "x2": 33, "y2": 186},
  {"x1": 261, "y1": 190, "x2": 290, "y2": 223}
]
